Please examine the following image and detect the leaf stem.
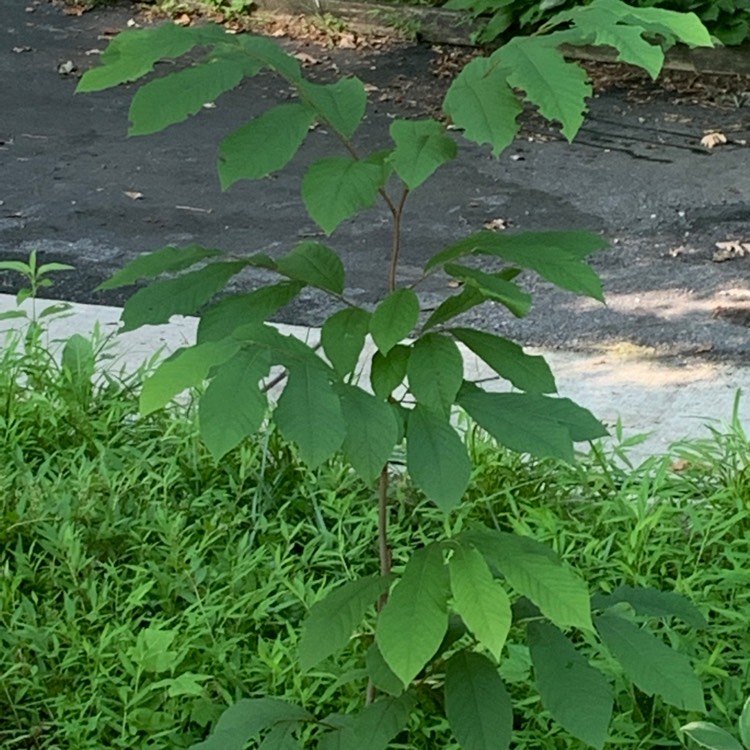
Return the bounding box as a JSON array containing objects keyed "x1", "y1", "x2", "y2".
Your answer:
[{"x1": 387, "y1": 187, "x2": 410, "y2": 294}]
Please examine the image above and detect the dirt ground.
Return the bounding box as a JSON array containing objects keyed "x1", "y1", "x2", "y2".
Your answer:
[{"x1": 2, "y1": 0, "x2": 750, "y2": 365}]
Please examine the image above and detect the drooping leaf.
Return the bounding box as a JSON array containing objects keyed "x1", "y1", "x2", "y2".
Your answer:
[
  {"x1": 318, "y1": 695, "x2": 415, "y2": 750},
  {"x1": 443, "y1": 56, "x2": 522, "y2": 156},
  {"x1": 595, "y1": 612, "x2": 705, "y2": 711},
  {"x1": 258, "y1": 722, "x2": 300, "y2": 750},
  {"x1": 422, "y1": 286, "x2": 487, "y2": 331},
  {"x1": 128, "y1": 57, "x2": 246, "y2": 136},
  {"x1": 407, "y1": 333, "x2": 464, "y2": 417},
  {"x1": 449, "y1": 545, "x2": 512, "y2": 661},
  {"x1": 466, "y1": 529, "x2": 593, "y2": 632},
  {"x1": 121, "y1": 261, "x2": 247, "y2": 331},
  {"x1": 199, "y1": 348, "x2": 270, "y2": 459},
  {"x1": 618, "y1": 2, "x2": 712, "y2": 47},
  {"x1": 592, "y1": 586, "x2": 707, "y2": 628},
  {"x1": 457, "y1": 382, "x2": 606, "y2": 462},
  {"x1": 366, "y1": 644, "x2": 405, "y2": 697},
  {"x1": 445, "y1": 651, "x2": 512, "y2": 750},
  {"x1": 275, "y1": 242, "x2": 345, "y2": 294},
  {"x1": 234, "y1": 34, "x2": 303, "y2": 82},
  {"x1": 140, "y1": 339, "x2": 240, "y2": 415},
  {"x1": 470, "y1": 230, "x2": 606, "y2": 301},
  {"x1": 444, "y1": 264, "x2": 531, "y2": 318},
  {"x1": 302, "y1": 157, "x2": 383, "y2": 235},
  {"x1": 388, "y1": 119, "x2": 457, "y2": 190},
  {"x1": 406, "y1": 405, "x2": 471, "y2": 512},
  {"x1": 274, "y1": 362, "x2": 346, "y2": 468},
  {"x1": 298, "y1": 77, "x2": 367, "y2": 139},
  {"x1": 219, "y1": 103, "x2": 316, "y2": 188},
  {"x1": 338, "y1": 385, "x2": 400, "y2": 484},
  {"x1": 377, "y1": 543, "x2": 450, "y2": 686},
  {"x1": 321, "y1": 308, "x2": 371, "y2": 378},
  {"x1": 190, "y1": 698, "x2": 311, "y2": 750},
  {"x1": 680, "y1": 722, "x2": 743, "y2": 750},
  {"x1": 197, "y1": 282, "x2": 303, "y2": 343},
  {"x1": 370, "y1": 345, "x2": 410, "y2": 400},
  {"x1": 528, "y1": 621, "x2": 613, "y2": 749},
  {"x1": 76, "y1": 23, "x2": 229, "y2": 92},
  {"x1": 299, "y1": 575, "x2": 393, "y2": 671},
  {"x1": 492, "y1": 37, "x2": 592, "y2": 141},
  {"x1": 369, "y1": 289, "x2": 420, "y2": 356},
  {"x1": 451, "y1": 328, "x2": 556, "y2": 394},
  {"x1": 97, "y1": 244, "x2": 222, "y2": 291}
]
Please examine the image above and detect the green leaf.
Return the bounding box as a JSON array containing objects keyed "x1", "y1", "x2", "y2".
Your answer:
[
  {"x1": 528, "y1": 621, "x2": 613, "y2": 749},
  {"x1": 190, "y1": 698, "x2": 311, "y2": 750},
  {"x1": 61, "y1": 334, "x2": 95, "y2": 383},
  {"x1": 407, "y1": 333, "x2": 464, "y2": 417},
  {"x1": 298, "y1": 78, "x2": 367, "y2": 139},
  {"x1": 318, "y1": 695, "x2": 415, "y2": 750},
  {"x1": 445, "y1": 651, "x2": 512, "y2": 750},
  {"x1": 128, "y1": 627, "x2": 181, "y2": 673},
  {"x1": 740, "y1": 696, "x2": 750, "y2": 749},
  {"x1": 444, "y1": 264, "x2": 531, "y2": 318},
  {"x1": 276, "y1": 242, "x2": 345, "y2": 294},
  {"x1": 457, "y1": 382, "x2": 607, "y2": 461},
  {"x1": 449, "y1": 545, "x2": 511, "y2": 661},
  {"x1": 140, "y1": 339, "x2": 240, "y2": 415},
  {"x1": 299, "y1": 576, "x2": 393, "y2": 671},
  {"x1": 443, "y1": 56, "x2": 522, "y2": 156},
  {"x1": 258, "y1": 723, "x2": 299, "y2": 750},
  {"x1": 321, "y1": 308, "x2": 371, "y2": 378},
  {"x1": 492, "y1": 37, "x2": 592, "y2": 141},
  {"x1": 302, "y1": 157, "x2": 383, "y2": 235},
  {"x1": 595, "y1": 612, "x2": 705, "y2": 711},
  {"x1": 377, "y1": 543, "x2": 450, "y2": 685},
  {"x1": 369, "y1": 289, "x2": 420, "y2": 356},
  {"x1": 388, "y1": 119, "x2": 457, "y2": 190},
  {"x1": 98, "y1": 244, "x2": 222, "y2": 291},
  {"x1": 466, "y1": 230, "x2": 606, "y2": 301},
  {"x1": 76, "y1": 24, "x2": 229, "y2": 92},
  {"x1": 593, "y1": 586, "x2": 707, "y2": 628},
  {"x1": 197, "y1": 282, "x2": 303, "y2": 343},
  {"x1": 128, "y1": 57, "x2": 245, "y2": 136},
  {"x1": 370, "y1": 345, "x2": 410, "y2": 400},
  {"x1": 338, "y1": 385, "x2": 400, "y2": 484},
  {"x1": 620, "y1": 4, "x2": 712, "y2": 48},
  {"x1": 422, "y1": 286, "x2": 486, "y2": 331},
  {"x1": 366, "y1": 644, "x2": 405, "y2": 697},
  {"x1": 406, "y1": 405, "x2": 471, "y2": 512},
  {"x1": 680, "y1": 722, "x2": 743, "y2": 750},
  {"x1": 199, "y1": 348, "x2": 270, "y2": 459},
  {"x1": 0, "y1": 260, "x2": 31, "y2": 274},
  {"x1": 467, "y1": 530, "x2": 593, "y2": 631},
  {"x1": 234, "y1": 34, "x2": 303, "y2": 82},
  {"x1": 121, "y1": 261, "x2": 247, "y2": 332},
  {"x1": 451, "y1": 328, "x2": 556, "y2": 394},
  {"x1": 218, "y1": 103, "x2": 315, "y2": 188},
  {"x1": 274, "y1": 362, "x2": 346, "y2": 468}
]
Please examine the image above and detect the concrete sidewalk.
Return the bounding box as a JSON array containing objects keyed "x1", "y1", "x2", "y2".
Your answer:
[{"x1": 2, "y1": 293, "x2": 746, "y2": 461}]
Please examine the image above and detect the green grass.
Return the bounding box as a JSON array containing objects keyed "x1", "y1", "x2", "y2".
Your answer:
[{"x1": 1, "y1": 327, "x2": 749, "y2": 749}]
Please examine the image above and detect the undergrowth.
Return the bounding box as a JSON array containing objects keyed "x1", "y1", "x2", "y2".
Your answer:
[{"x1": 1, "y1": 327, "x2": 749, "y2": 749}]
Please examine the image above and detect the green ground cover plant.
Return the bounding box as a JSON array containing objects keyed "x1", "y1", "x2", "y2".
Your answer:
[
  {"x1": 62, "y1": 3, "x2": 720, "y2": 747},
  {"x1": 443, "y1": 0, "x2": 750, "y2": 47},
  {"x1": 1, "y1": 324, "x2": 750, "y2": 749}
]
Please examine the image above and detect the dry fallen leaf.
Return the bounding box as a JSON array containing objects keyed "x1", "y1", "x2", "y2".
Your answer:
[
  {"x1": 669, "y1": 245, "x2": 687, "y2": 257},
  {"x1": 713, "y1": 240, "x2": 750, "y2": 262},
  {"x1": 174, "y1": 13, "x2": 192, "y2": 26},
  {"x1": 701, "y1": 131, "x2": 727, "y2": 149},
  {"x1": 670, "y1": 459, "x2": 690, "y2": 472},
  {"x1": 13, "y1": 46, "x2": 32, "y2": 53},
  {"x1": 124, "y1": 191, "x2": 143, "y2": 200},
  {"x1": 447, "y1": 279, "x2": 463, "y2": 289},
  {"x1": 57, "y1": 60, "x2": 77, "y2": 76},
  {"x1": 483, "y1": 217, "x2": 509, "y2": 231},
  {"x1": 293, "y1": 52, "x2": 319, "y2": 65}
]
